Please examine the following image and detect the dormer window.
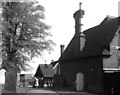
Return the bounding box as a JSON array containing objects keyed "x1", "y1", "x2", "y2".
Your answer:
[
  {"x1": 118, "y1": 31, "x2": 120, "y2": 34},
  {"x1": 103, "y1": 45, "x2": 110, "y2": 51},
  {"x1": 102, "y1": 45, "x2": 111, "y2": 57}
]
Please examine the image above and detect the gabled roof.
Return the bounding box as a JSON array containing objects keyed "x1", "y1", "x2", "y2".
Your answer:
[
  {"x1": 50, "y1": 61, "x2": 59, "y2": 67},
  {"x1": 59, "y1": 16, "x2": 120, "y2": 62},
  {"x1": 100, "y1": 15, "x2": 116, "y2": 25},
  {"x1": 34, "y1": 64, "x2": 55, "y2": 78}
]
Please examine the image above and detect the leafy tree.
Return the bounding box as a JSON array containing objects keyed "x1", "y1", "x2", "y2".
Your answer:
[{"x1": 1, "y1": 0, "x2": 55, "y2": 92}]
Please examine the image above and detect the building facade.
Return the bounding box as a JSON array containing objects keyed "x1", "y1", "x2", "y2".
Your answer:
[{"x1": 58, "y1": 3, "x2": 120, "y2": 94}]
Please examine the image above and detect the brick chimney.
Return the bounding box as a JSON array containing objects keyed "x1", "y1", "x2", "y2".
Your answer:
[
  {"x1": 73, "y1": 2, "x2": 85, "y2": 55},
  {"x1": 56, "y1": 45, "x2": 65, "y2": 75}
]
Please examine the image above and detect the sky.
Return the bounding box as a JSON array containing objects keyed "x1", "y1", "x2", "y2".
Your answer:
[
  {"x1": 0, "y1": 0, "x2": 120, "y2": 83},
  {"x1": 31, "y1": 0, "x2": 120, "y2": 67},
  {"x1": 28, "y1": 0, "x2": 120, "y2": 74}
]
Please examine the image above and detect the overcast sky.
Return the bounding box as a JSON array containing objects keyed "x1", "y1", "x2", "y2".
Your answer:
[{"x1": 0, "y1": 0, "x2": 120, "y2": 83}]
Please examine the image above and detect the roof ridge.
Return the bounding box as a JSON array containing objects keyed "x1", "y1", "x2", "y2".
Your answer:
[
  {"x1": 106, "y1": 15, "x2": 116, "y2": 19},
  {"x1": 100, "y1": 15, "x2": 116, "y2": 25}
]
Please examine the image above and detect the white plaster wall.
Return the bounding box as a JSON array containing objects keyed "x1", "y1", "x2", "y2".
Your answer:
[{"x1": 103, "y1": 30, "x2": 119, "y2": 69}]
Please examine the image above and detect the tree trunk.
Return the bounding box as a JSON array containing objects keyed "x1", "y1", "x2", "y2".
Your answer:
[{"x1": 4, "y1": 67, "x2": 17, "y2": 93}]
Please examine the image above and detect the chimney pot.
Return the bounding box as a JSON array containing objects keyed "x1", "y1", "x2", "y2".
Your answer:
[
  {"x1": 73, "y1": 2, "x2": 85, "y2": 35},
  {"x1": 73, "y1": 3, "x2": 86, "y2": 55}
]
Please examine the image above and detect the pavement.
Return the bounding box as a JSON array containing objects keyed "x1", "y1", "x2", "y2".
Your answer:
[
  {"x1": 0, "y1": 84, "x2": 3, "y2": 94},
  {"x1": 0, "y1": 84, "x2": 29, "y2": 94}
]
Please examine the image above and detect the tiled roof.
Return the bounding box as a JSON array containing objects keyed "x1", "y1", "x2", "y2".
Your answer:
[
  {"x1": 59, "y1": 16, "x2": 120, "y2": 62},
  {"x1": 50, "y1": 61, "x2": 58, "y2": 67},
  {"x1": 34, "y1": 64, "x2": 55, "y2": 78}
]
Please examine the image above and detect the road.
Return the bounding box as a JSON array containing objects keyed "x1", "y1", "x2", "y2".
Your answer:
[
  {"x1": 26, "y1": 88, "x2": 98, "y2": 95},
  {"x1": 27, "y1": 89, "x2": 59, "y2": 95}
]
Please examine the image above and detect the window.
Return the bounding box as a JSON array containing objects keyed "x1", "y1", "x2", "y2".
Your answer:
[{"x1": 103, "y1": 45, "x2": 110, "y2": 51}]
